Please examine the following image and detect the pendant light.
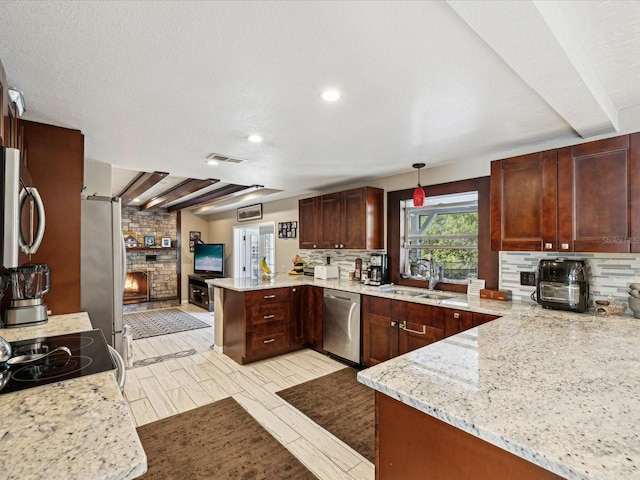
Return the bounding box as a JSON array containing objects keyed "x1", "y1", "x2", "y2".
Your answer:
[{"x1": 412, "y1": 163, "x2": 426, "y2": 207}]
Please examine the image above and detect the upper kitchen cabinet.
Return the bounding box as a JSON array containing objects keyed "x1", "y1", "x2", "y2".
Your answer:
[
  {"x1": 298, "y1": 196, "x2": 320, "y2": 249},
  {"x1": 298, "y1": 186, "x2": 384, "y2": 250},
  {"x1": 491, "y1": 150, "x2": 558, "y2": 251},
  {"x1": 21, "y1": 121, "x2": 84, "y2": 315},
  {"x1": 558, "y1": 134, "x2": 640, "y2": 253}
]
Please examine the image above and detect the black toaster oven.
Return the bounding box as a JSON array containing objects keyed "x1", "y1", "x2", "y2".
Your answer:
[{"x1": 536, "y1": 258, "x2": 589, "y2": 313}]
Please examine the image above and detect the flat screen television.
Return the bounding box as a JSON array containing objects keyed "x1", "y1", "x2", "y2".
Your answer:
[{"x1": 194, "y1": 243, "x2": 225, "y2": 277}]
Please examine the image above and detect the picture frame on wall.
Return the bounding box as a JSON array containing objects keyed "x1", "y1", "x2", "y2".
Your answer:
[
  {"x1": 189, "y1": 231, "x2": 202, "y2": 252},
  {"x1": 237, "y1": 203, "x2": 262, "y2": 222},
  {"x1": 278, "y1": 221, "x2": 297, "y2": 238},
  {"x1": 161, "y1": 237, "x2": 171, "y2": 248}
]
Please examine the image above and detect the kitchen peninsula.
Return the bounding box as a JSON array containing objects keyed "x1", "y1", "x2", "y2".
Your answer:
[
  {"x1": 358, "y1": 307, "x2": 640, "y2": 480},
  {"x1": 0, "y1": 313, "x2": 147, "y2": 480}
]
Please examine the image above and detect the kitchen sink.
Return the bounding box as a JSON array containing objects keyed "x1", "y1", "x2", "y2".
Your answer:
[{"x1": 381, "y1": 288, "x2": 455, "y2": 300}]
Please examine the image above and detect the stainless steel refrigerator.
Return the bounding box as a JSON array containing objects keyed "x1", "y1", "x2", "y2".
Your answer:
[{"x1": 80, "y1": 196, "x2": 126, "y2": 356}]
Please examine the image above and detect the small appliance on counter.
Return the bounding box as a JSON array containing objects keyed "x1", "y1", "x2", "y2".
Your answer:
[
  {"x1": 3, "y1": 264, "x2": 50, "y2": 327},
  {"x1": 314, "y1": 265, "x2": 339, "y2": 279},
  {"x1": 369, "y1": 253, "x2": 389, "y2": 286},
  {"x1": 536, "y1": 258, "x2": 589, "y2": 313}
]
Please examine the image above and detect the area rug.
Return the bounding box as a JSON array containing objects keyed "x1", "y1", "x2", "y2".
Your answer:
[
  {"x1": 276, "y1": 367, "x2": 375, "y2": 463},
  {"x1": 136, "y1": 397, "x2": 317, "y2": 480},
  {"x1": 123, "y1": 308, "x2": 210, "y2": 340}
]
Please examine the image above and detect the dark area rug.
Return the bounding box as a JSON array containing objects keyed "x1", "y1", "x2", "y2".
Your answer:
[
  {"x1": 123, "y1": 308, "x2": 209, "y2": 339},
  {"x1": 276, "y1": 367, "x2": 375, "y2": 463},
  {"x1": 136, "y1": 397, "x2": 317, "y2": 480}
]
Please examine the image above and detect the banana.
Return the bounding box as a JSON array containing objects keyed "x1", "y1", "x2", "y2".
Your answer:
[{"x1": 259, "y1": 256, "x2": 272, "y2": 274}]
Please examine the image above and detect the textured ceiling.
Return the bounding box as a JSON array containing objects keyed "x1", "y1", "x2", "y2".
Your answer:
[{"x1": 1, "y1": 0, "x2": 639, "y2": 212}]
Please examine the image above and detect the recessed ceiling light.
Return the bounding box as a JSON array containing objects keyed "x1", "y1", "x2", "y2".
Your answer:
[
  {"x1": 206, "y1": 160, "x2": 219, "y2": 166},
  {"x1": 321, "y1": 89, "x2": 340, "y2": 102},
  {"x1": 248, "y1": 134, "x2": 263, "y2": 143}
]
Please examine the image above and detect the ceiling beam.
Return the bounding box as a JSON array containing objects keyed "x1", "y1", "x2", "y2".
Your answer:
[
  {"x1": 141, "y1": 178, "x2": 220, "y2": 210},
  {"x1": 117, "y1": 171, "x2": 169, "y2": 206},
  {"x1": 167, "y1": 184, "x2": 254, "y2": 212},
  {"x1": 446, "y1": 0, "x2": 618, "y2": 138}
]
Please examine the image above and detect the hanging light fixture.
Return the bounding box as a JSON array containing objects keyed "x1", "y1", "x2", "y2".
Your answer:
[{"x1": 412, "y1": 163, "x2": 426, "y2": 207}]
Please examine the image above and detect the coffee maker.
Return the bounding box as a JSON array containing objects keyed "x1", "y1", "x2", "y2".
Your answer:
[
  {"x1": 3, "y1": 264, "x2": 50, "y2": 327},
  {"x1": 369, "y1": 254, "x2": 389, "y2": 286}
]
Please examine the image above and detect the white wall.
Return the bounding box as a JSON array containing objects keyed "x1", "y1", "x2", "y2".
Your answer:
[
  {"x1": 83, "y1": 159, "x2": 112, "y2": 198},
  {"x1": 180, "y1": 210, "x2": 210, "y2": 301}
]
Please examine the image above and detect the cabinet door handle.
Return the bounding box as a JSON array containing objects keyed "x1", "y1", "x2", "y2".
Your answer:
[
  {"x1": 263, "y1": 338, "x2": 275, "y2": 344},
  {"x1": 391, "y1": 321, "x2": 397, "y2": 327},
  {"x1": 544, "y1": 242, "x2": 553, "y2": 250},
  {"x1": 263, "y1": 314, "x2": 275, "y2": 319},
  {"x1": 339, "y1": 244, "x2": 344, "y2": 248},
  {"x1": 263, "y1": 295, "x2": 276, "y2": 299},
  {"x1": 402, "y1": 323, "x2": 426, "y2": 335},
  {"x1": 335, "y1": 244, "x2": 339, "y2": 249}
]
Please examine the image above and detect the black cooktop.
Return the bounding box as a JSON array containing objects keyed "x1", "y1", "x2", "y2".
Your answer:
[{"x1": 0, "y1": 329, "x2": 115, "y2": 395}]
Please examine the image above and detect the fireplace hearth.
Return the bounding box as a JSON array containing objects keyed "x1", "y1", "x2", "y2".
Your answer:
[{"x1": 124, "y1": 271, "x2": 150, "y2": 304}]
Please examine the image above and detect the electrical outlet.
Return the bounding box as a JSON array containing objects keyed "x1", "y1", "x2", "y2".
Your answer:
[{"x1": 520, "y1": 271, "x2": 536, "y2": 286}]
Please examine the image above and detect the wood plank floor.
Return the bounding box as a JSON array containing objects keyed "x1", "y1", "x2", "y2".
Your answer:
[{"x1": 123, "y1": 303, "x2": 374, "y2": 480}]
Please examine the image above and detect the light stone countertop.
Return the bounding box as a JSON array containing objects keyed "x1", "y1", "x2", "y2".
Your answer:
[
  {"x1": 357, "y1": 306, "x2": 640, "y2": 480},
  {"x1": 209, "y1": 275, "x2": 518, "y2": 317},
  {"x1": 0, "y1": 312, "x2": 147, "y2": 480}
]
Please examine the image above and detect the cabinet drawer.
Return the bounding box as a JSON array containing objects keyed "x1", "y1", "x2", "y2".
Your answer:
[
  {"x1": 245, "y1": 288, "x2": 290, "y2": 306},
  {"x1": 404, "y1": 303, "x2": 445, "y2": 329},
  {"x1": 247, "y1": 329, "x2": 290, "y2": 356},
  {"x1": 246, "y1": 302, "x2": 290, "y2": 326}
]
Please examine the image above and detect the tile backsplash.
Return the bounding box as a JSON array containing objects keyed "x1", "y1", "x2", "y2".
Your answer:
[
  {"x1": 500, "y1": 251, "x2": 640, "y2": 303},
  {"x1": 299, "y1": 249, "x2": 384, "y2": 279}
]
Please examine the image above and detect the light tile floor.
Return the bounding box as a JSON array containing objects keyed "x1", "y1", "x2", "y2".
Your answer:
[{"x1": 123, "y1": 303, "x2": 374, "y2": 480}]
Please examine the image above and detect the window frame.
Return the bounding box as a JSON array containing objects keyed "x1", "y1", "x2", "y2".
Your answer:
[{"x1": 387, "y1": 176, "x2": 498, "y2": 292}]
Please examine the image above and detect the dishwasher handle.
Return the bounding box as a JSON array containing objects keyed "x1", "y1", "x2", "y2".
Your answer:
[{"x1": 324, "y1": 293, "x2": 357, "y2": 302}]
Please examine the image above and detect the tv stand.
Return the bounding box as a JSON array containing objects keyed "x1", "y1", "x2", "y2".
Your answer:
[{"x1": 188, "y1": 275, "x2": 214, "y2": 311}]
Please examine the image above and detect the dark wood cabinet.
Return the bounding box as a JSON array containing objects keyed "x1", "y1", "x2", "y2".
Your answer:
[
  {"x1": 188, "y1": 275, "x2": 212, "y2": 311},
  {"x1": 20, "y1": 121, "x2": 84, "y2": 315},
  {"x1": 490, "y1": 150, "x2": 558, "y2": 252},
  {"x1": 304, "y1": 286, "x2": 324, "y2": 350},
  {"x1": 290, "y1": 286, "x2": 306, "y2": 346},
  {"x1": 362, "y1": 295, "x2": 398, "y2": 366},
  {"x1": 443, "y1": 308, "x2": 473, "y2": 337},
  {"x1": 298, "y1": 186, "x2": 384, "y2": 250},
  {"x1": 398, "y1": 301, "x2": 445, "y2": 355},
  {"x1": 298, "y1": 197, "x2": 320, "y2": 249},
  {"x1": 558, "y1": 133, "x2": 640, "y2": 253},
  {"x1": 223, "y1": 286, "x2": 322, "y2": 364},
  {"x1": 362, "y1": 296, "x2": 444, "y2": 367},
  {"x1": 472, "y1": 312, "x2": 499, "y2": 327},
  {"x1": 376, "y1": 392, "x2": 563, "y2": 480}
]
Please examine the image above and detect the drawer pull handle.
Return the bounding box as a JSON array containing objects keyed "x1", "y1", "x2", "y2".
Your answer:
[
  {"x1": 263, "y1": 314, "x2": 275, "y2": 319},
  {"x1": 453, "y1": 313, "x2": 460, "y2": 319},
  {"x1": 402, "y1": 323, "x2": 426, "y2": 335},
  {"x1": 263, "y1": 295, "x2": 276, "y2": 299},
  {"x1": 263, "y1": 338, "x2": 276, "y2": 344}
]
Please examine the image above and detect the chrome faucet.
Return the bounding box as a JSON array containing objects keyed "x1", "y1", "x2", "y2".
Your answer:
[{"x1": 427, "y1": 254, "x2": 439, "y2": 290}]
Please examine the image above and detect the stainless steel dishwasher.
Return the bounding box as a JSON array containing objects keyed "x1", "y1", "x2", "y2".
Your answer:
[{"x1": 322, "y1": 288, "x2": 361, "y2": 364}]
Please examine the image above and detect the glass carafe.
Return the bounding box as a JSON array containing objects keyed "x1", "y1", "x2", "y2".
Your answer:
[{"x1": 10, "y1": 264, "x2": 51, "y2": 300}]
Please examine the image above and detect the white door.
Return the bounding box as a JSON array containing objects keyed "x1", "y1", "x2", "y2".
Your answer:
[{"x1": 233, "y1": 222, "x2": 275, "y2": 278}]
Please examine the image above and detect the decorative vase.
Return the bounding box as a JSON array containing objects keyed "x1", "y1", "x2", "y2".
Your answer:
[{"x1": 629, "y1": 296, "x2": 640, "y2": 318}]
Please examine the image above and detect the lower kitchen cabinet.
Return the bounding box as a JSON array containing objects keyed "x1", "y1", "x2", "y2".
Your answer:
[
  {"x1": 223, "y1": 287, "x2": 300, "y2": 364},
  {"x1": 362, "y1": 296, "x2": 444, "y2": 367},
  {"x1": 443, "y1": 308, "x2": 473, "y2": 337},
  {"x1": 376, "y1": 392, "x2": 563, "y2": 480},
  {"x1": 472, "y1": 312, "x2": 499, "y2": 327},
  {"x1": 223, "y1": 285, "x2": 323, "y2": 364}
]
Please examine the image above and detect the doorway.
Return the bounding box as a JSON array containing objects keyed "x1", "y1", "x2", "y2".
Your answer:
[{"x1": 233, "y1": 222, "x2": 275, "y2": 278}]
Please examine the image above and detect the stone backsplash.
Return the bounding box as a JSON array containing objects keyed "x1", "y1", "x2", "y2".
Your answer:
[
  {"x1": 122, "y1": 207, "x2": 178, "y2": 300},
  {"x1": 299, "y1": 249, "x2": 385, "y2": 279},
  {"x1": 499, "y1": 251, "x2": 640, "y2": 304}
]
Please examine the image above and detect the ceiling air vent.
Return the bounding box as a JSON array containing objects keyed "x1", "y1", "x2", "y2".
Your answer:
[{"x1": 206, "y1": 153, "x2": 246, "y2": 164}]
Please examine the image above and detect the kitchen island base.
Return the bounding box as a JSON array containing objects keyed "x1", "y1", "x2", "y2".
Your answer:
[{"x1": 376, "y1": 392, "x2": 563, "y2": 480}]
